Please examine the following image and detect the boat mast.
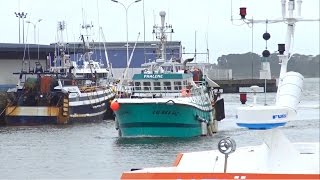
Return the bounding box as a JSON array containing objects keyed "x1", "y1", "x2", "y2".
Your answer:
[
  {"x1": 277, "y1": 0, "x2": 319, "y2": 93},
  {"x1": 80, "y1": 24, "x2": 93, "y2": 62},
  {"x1": 160, "y1": 11, "x2": 166, "y2": 60},
  {"x1": 56, "y1": 21, "x2": 67, "y2": 69},
  {"x1": 152, "y1": 11, "x2": 174, "y2": 61}
]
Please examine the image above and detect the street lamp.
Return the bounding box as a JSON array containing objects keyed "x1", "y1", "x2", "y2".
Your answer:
[
  {"x1": 26, "y1": 19, "x2": 43, "y2": 44},
  {"x1": 14, "y1": 12, "x2": 27, "y2": 44},
  {"x1": 110, "y1": 0, "x2": 141, "y2": 73}
]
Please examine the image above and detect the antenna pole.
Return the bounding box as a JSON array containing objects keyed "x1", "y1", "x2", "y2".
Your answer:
[
  {"x1": 194, "y1": 30, "x2": 197, "y2": 63},
  {"x1": 151, "y1": 11, "x2": 173, "y2": 61},
  {"x1": 206, "y1": 33, "x2": 209, "y2": 63},
  {"x1": 143, "y1": 0, "x2": 146, "y2": 63},
  {"x1": 230, "y1": 0, "x2": 233, "y2": 22}
]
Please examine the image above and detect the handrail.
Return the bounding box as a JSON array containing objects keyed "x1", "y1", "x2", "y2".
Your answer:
[{"x1": 115, "y1": 80, "x2": 207, "y2": 99}]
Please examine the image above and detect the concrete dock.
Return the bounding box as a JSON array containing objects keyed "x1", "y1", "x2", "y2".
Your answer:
[{"x1": 215, "y1": 79, "x2": 277, "y2": 93}]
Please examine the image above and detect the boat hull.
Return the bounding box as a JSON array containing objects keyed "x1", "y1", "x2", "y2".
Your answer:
[
  {"x1": 5, "y1": 106, "x2": 61, "y2": 126},
  {"x1": 114, "y1": 102, "x2": 212, "y2": 137},
  {"x1": 68, "y1": 100, "x2": 109, "y2": 123},
  {"x1": 4, "y1": 91, "x2": 115, "y2": 126}
]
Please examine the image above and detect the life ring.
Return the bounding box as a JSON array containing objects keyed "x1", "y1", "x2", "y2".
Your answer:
[{"x1": 71, "y1": 80, "x2": 76, "y2": 85}]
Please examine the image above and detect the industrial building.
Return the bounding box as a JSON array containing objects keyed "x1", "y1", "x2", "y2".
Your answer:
[{"x1": 0, "y1": 41, "x2": 181, "y2": 85}]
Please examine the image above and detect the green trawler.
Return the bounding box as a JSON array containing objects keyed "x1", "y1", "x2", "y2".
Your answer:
[{"x1": 111, "y1": 11, "x2": 224, "y2": 137}]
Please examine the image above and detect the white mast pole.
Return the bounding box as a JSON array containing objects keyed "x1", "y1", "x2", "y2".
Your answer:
[
  {"x1": 278, "y1": 0, "x2": 295, "y2": 88},
  {"x1": 160, "y1": 11, "x2": 166, "y2": 60},
  {"x1": 281, "y1": 0, "x2": 287, "y2": 18}
]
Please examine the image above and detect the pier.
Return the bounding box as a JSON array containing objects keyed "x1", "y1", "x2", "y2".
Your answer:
[{"x1": 215, "y1": 79, "x2": 277, "y2": 93}]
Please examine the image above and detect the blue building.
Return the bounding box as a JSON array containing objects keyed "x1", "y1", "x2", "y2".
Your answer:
[
  {"x1": 0, "y1": 41, "x2": 181, "y2": 84},
  {"x1": 65, "y1": 41, "x2": 182, "y2": 68}
]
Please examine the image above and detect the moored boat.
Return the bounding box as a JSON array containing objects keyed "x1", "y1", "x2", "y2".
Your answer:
[{"x1": 4, "y1": 21, "x2": 116, "y2": 125}]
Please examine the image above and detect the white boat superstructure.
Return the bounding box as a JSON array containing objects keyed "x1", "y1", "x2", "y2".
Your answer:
[{"x1": 126, "y1": 133, "x2": 319, "y2": 173}]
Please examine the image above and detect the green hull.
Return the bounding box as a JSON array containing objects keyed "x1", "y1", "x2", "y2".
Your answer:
[{"x1": 115, "y1": 102, "x2": 212, "y2": 137}]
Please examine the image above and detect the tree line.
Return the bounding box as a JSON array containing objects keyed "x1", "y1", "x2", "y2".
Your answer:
[{"x1": 215, "y1": 53, "x2": 319, "y2": 78}]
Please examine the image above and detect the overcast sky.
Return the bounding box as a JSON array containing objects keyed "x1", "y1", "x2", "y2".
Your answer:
[{"x1": 0, "y1": 0, "x2": 319, "y2": 63}]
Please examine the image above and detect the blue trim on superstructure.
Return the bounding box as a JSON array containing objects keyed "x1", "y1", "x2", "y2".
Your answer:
[{"x1": 236, "y1": 122, "x2": 287, "y2": 130}]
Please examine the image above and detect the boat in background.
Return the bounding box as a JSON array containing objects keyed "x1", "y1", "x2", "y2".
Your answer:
[
  {"x1": 3, "y1": 21, "x2": 115, "y2": 125},
  {"x1": 120, "y1": 0, "x2": 320, "y2": 179},
  {"x1": 111, "y1": 11, "x2": 224, "y2": 137}
]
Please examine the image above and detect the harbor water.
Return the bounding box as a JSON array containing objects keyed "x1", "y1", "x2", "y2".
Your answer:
[{"x1": 0, "y1": 78, "x2": 319, "y2": 179}]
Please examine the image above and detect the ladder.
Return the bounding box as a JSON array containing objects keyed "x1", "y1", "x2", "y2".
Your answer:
[{"x1": 62, "y1": 97, "x2": 69, "y2": 116}]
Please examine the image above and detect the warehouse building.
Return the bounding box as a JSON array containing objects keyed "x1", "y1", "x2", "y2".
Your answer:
[{"x1": 0, "y1": 41, "x2": 182, "y2": 86}]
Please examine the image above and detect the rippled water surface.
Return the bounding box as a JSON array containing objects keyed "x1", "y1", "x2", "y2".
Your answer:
[{"x1": 0, "y1": 78, "x2": 319, "y2": 179}]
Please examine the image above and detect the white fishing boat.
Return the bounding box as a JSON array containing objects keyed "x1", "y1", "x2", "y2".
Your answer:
[{"x1": 120, "y1": 0, "x2": 320, "y2": 179}]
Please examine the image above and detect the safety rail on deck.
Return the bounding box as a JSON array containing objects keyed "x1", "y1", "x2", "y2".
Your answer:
[{"x1": 115, "y1": 81, "x2": 207, "y2": 98}]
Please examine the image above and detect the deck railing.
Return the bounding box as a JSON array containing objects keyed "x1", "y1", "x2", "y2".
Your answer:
[{"x1": 115, "y1": 81, "x2": 207, "y2": 99}]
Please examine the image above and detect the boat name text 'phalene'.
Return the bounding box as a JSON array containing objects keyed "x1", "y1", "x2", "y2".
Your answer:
[{"x1": 143, "y1": 74, "x2": 163, "y2": 79}]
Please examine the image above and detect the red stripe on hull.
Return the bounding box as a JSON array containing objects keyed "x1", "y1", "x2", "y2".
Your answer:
[{"x1": 121, "y1": 172, "x2": 320, "y2": 179}]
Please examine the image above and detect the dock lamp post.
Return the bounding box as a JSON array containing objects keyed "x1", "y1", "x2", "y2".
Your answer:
[
  {"x1": 26, "y1": 19, "x2": 43, "y2": 44},
  {"x1": 14, "y1": 12, "x2": 27, "y2": 44},
  {"x1": 110, "y1": 0, "x2": 141, "y2": 72}
]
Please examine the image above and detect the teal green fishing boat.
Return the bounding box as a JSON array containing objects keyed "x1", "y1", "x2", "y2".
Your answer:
[{"x1": 111, "y1": 11, "x2": 224, "y2": 137}]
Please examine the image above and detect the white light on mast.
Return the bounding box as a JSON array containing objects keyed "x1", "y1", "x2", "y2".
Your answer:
[{"x1": 296, "y1": 0, "x2": 302, "y2": 17}]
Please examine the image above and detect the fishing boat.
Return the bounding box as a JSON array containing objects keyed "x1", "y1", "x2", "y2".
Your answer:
[
  {"x1": 3, "y1": 22, "x2": 115, "y2": 125},
  {"x1": 110, "y1": 11, "x2": 224, "y2": 137},
  {"x1": 120, "y1": 0, "x2": 320, "y2": 179}
]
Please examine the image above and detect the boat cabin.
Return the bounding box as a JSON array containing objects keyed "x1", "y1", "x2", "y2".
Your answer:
[{"x1": 128, "y1": 71, "x2": 205, "y2": 98}]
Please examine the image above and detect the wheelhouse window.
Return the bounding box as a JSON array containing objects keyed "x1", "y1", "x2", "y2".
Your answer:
[
  {"x1": 143, "y1": 82, "x2": 151, "y2": 90},
  {"x1": 183, "y1": 80, "x2": 187, "y2": 88},
  {"x1": 174, "y1": 81, "x2": 182, "y2": 90},
  {"x1": 134, "y1": 82, "x2": 141, "y2": 90},
  {"x1": 164, "y1": 81, "x2": 171, "y2": 90},
  {"x1": 153, "y1": 82, "x2": 161, "y2": 91}
]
